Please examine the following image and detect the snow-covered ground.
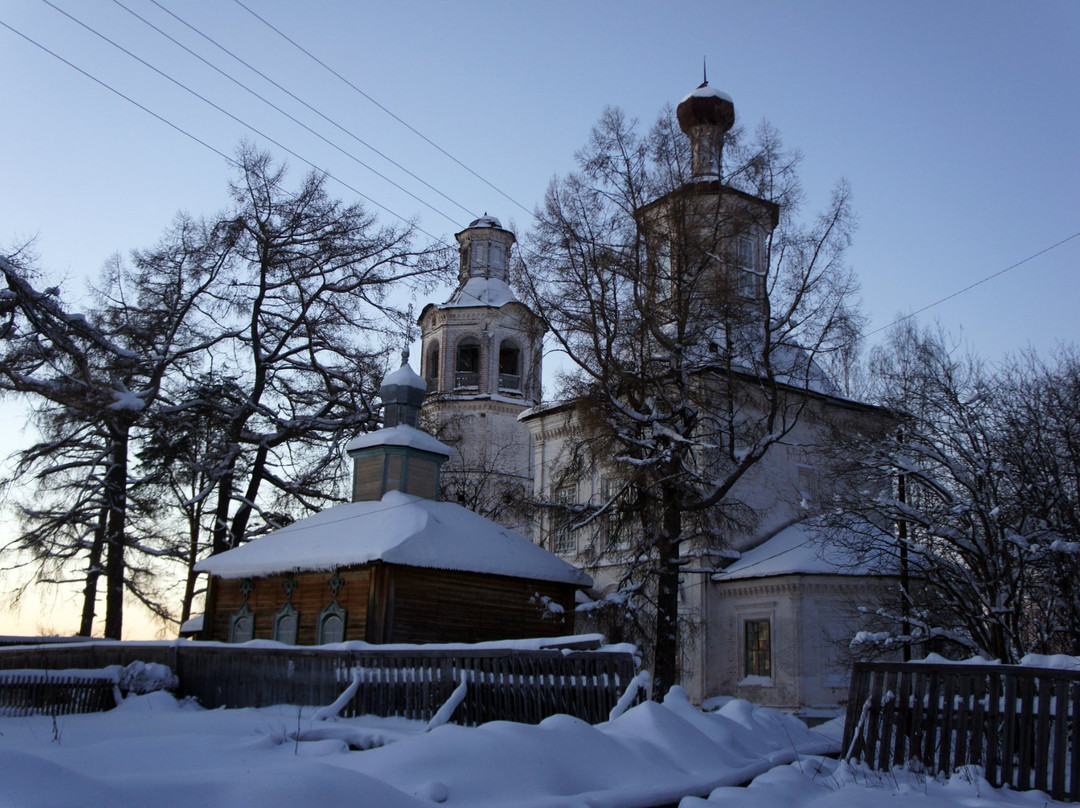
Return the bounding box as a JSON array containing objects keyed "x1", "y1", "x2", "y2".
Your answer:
[{"x1": 0, "y1": 687, "x2": 1069, "y2": 808}]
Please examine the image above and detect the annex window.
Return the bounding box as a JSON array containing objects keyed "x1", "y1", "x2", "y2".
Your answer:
[
  {"x1": 498, "y1": 340, "x2": 521, "y2": 392},
  {"x1": 425, "y1": 342, "x2": 440, "y2": 387},
  {"x1": 550, "y1": 485, "x2": 577, "y2": 555},
  {"x1": 273, "y1": 603, "x2": 299, "y2": 645},
  {"x1": 744, "y1": 619, "x2": 772, "y2": 678},
  {"x1": 229, "y1": 604, "x2": 254, "y2": 644},
  {"x1": 318, "y1": 601, "x2": 347, "y2": 645},
  {"x1": 455, "y1": 337, "x2": 481, "y2": 390}
]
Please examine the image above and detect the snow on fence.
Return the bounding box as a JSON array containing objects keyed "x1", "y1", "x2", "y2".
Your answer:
[
  {"x1": 843, "y1": 661, "x2": 1080, "y2": 801},
  {"x1": 0, "y1": 642, "x2": 641, "y2": 726},
  {"x1": 0, "y1": 670, "x2": 119, "y2": 716}
]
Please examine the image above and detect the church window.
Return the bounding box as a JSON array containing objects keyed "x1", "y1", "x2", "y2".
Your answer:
[
  {"x1": 654, "y1": 238, "x2": 673, "y2": 302},
  {"x1": 744, "y1": 619, "x2": 772, "y2": 678},
  {"x1": 599, "y1": 476, "x2": 630, "y2": 550},
  {"x1": 273, "y1": 603, "x2": 299, "y2": 645},
  {"x1": 318, "y1": 601, "x2": 347, "y2": 644},
  {"x1": 489, "y1": 241, "x2": 505, "y2": 272},
  {"x1": 455, "y1": 338, "x2": 481, "y2": 389},
  {"x1": 426, "y1": 343, "x2": 440, "y2": 387},
  {"x1": 550, "y1": 486, "x2": 577, "y2": 555},
  {"x1": 498, "y1": 340, "x2": 521, "y2": 392},
  {"x1": 229, "y1": 604, "x2": 254, "y2": 643},
  {"x1": 470, "y1": 240, "x2": 488, "y2": 269},
  {"x1": 736, "y1": 236, "x2": 763, "y2": 298},
  {"x1": 796, "y1": 466, "x2": 819, "y2": 509}
]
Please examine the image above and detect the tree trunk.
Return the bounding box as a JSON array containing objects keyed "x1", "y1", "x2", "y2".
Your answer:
[
  {"x1": 78, "y1": 506, "x2": 108, "y2": 636},
  {"x1": 652, "y1": 490, "x2": 682, "y2": 699},
  {"x1": 102, "y1": 424, "x2": 129, "y2": 640}
]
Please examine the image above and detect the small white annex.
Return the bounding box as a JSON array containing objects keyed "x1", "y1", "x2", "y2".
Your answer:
[{"x1": 708, "y1": 520, "x2": 897, "y2": 713}]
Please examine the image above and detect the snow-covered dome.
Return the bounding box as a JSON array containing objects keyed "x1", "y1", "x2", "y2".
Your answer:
[
  {"x1": 379, "y1": 351, "x2": 427, "y2": 428},
  {"x1": 382, "y1": 358, "x2": 426, "y2": 391},
  {"x1": 677, "y1": 81, "x2": 735, "y2": 135},
  {"x1": 467, "y1": 214, "x2": 502, "y2": 229}
]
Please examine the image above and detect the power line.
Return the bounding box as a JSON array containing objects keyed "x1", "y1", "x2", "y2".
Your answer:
[
  {"x1": 33, "y1": 0, "x2": 449, "y2": 245},
  {"x1": 858, "y1": 229, "x2": 1080, "y2": 344},
  {"x1": 0, "y1": 17, "x2": 235, "y2": 167},
  {"x1": 231, "y1": 0, "x2": 535, "y2": 220},
  {"x1": 138, "y1": 0, "x2": 479, "y2": 224},
  {"x1": 108, "y1": 0, "x2": 466, "y2": 229}
]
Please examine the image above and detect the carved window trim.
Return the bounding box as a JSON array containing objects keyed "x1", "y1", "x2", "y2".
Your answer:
[
  {"x1": 229, "y1": 604, "x2": 254, "y2": 644},
  {"x1": 318, "y1": 601, "x2": 347, "y2": 645},
  {"x1": 273, "y1": 602, "x2": 299, "y2": 645}
]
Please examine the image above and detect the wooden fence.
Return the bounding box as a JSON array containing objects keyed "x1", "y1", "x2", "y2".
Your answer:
[
  {"x1": 0, "y1": 641, "x2": 641, "y2": 726},
  {"x1": 0, "y1": 672, "x2": 118, "y2": 716},
  {"x1": 843, "y1": 661, "x2": 1080, "y2": 801}
]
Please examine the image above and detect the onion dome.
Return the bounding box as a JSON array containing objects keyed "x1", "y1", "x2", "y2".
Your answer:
[
  {"x1": 676, "y1": 81, "x2": 735, "y2": 134},
  {"x1": 676, "y1": 81, "x2": 735, "y2": 180},
  {"x1": 380, "y1": 350, "x2": 426, "y2": 428}
]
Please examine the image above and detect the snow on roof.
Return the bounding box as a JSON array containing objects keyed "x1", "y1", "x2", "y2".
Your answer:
[
  {"x1": 441, "y1": 276, "x2": 520, "y2": 309},
  {"x1": 716, "y1": 519, "x2": 893, "y2": 581},
  {"x1": 682, "y1": 83, "x2": 733, "y2": 104},
  {"x1": 345, "y1": 424, "x2": 452, "y2": 457},
  {"x1": 382, "y1": 361, "x2": 426, "y2": 391},
  {"x1": 195, "y1": 490, "x2": 592, "y2": 587},
  {"x1": 179, "y1": 614, "x2": 203, "y2": 634},
  {"x1": 467, "y1": 215, "x2": 502, "y2": 229}
]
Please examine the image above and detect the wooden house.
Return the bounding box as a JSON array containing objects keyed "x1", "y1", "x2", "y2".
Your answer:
[{"x1": 194, "y1": 357, "x2": 591, "y2": 645}]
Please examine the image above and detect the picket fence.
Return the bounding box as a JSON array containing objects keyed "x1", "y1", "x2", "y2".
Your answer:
[
  {"x1": 0, "y1": 641, "x2": 642, "y2": 725},
  {"x1": 843, "y1": 660, "x2": 1080, "y2": 801},
  {"x1": 0, "y1": 672, "x2": 118, "y2": 716}
]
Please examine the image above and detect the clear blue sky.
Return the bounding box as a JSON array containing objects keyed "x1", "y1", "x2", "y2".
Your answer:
[
  {"x1": 2, "y1": 0, "x2": 1078, "y2": 364},
  {"x1": 0, "y1": 1, "x2": 1078, "y2": 636}
]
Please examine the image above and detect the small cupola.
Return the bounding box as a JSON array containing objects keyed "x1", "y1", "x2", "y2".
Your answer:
[
  {"x1": 676, "y1": 80, "x2": 735, "y2": 180},
  {"x1": 345, "y1": 351, "x2": 452, "y2": 502},
  {"x1": 454, "y1": 214, "x2": 516, "y2": 286}
]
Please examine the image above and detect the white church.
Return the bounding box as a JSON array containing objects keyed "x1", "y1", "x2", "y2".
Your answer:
[{"x1": 410, "y1": 80, "x2": 896, "y2": 714}]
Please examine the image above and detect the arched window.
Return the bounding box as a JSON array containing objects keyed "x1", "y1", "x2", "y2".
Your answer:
[
  {"x1": 455, "y1": 337, "x2": 480, "y2": 389},
  {"x1": 273, "y1": 603, "x2": 298, "y2": 645},
  {"x1": 229, "y1": 604, "x2": 254, "y2": 643},
  {"x1": 425, "y1": 342, "x2": 440, "y2": 387},
  {"x1": 498, "y1": 340, "x2": 521, "y2": 392},
  {"x1": 318, "y1": 601, "x2": 347, "y2": 644}
]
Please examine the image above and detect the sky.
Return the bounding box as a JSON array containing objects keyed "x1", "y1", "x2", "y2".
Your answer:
[
  {"x1": 2, "y1": 0, "x2": 1078, "y2": 363},
  {"x1": 1, "y1": 679, "x2": 1069, "y2": 808},
  {"x1": 0, "y1": 0, "x2": 1078, "y2": 637}
]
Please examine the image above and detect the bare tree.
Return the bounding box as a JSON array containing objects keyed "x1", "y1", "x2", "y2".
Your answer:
[
  {"x1": 0, "y1": 231, "x2": 223, "y2": 637},
  {"x1": 830, "y1": 324, "x2": 1080, "y2": 663},
  {"x1": 519, "y1": 99, "x2": 861, "y2": 696},
  {"x1": 0, "y1": 147, "x2": 451, "y2": 636}
]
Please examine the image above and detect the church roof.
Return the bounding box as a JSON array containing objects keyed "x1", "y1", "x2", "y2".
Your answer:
[
  {"x1": 195, "y1": 490, "x2": 592, "y2": 587},
  {"x1": 715, "y1": 519, "x2": 894, "y2": 581},
  {"x1": 345, "y1": 423, "x2": 451, "y2": 457},
  {"x1": 441, "y1": 275, "x2": 520, "y2": 309}
]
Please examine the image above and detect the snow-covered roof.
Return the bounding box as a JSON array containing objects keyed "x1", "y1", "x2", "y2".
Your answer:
[
  {"x1": 715, "y1": 519, "x2": 893, "y2": 581},
  {"x1": 179, "y1": 614, "x2": 203, "y2": 634},
  {"x1": 382, "y1": 361, "x2": 426, "y2": 391},
  {"x1": 345, "y1": 424, "x2": 452, "y2": 457},
  {"x1": 441, "y1": 276, "x2": 520, "y2": 309},
  {"x1": 681, "y1": 83, "x2": 733, "y2": 104},
  {"x1": 467, "y1": 215, "x2": 502, "y2": 229},
  {"x1": 195, "y1": 490, "x2": 592, "y2": 587}
]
